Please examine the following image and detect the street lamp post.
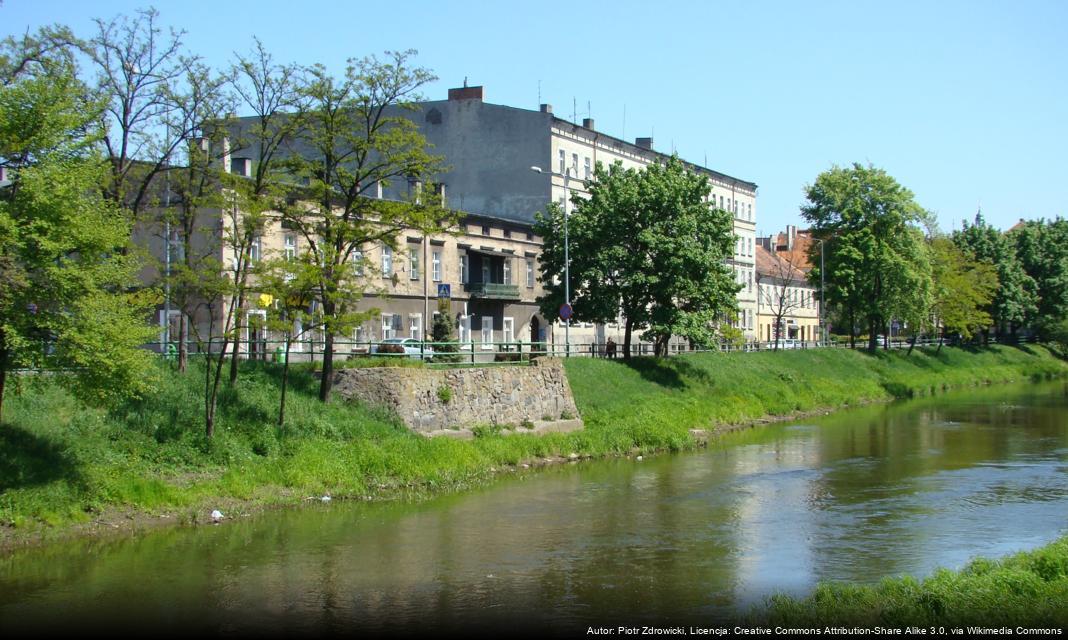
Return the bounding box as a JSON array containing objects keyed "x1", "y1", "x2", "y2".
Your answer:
[
  {"x1": 530, "y1": 165, "x2": 571, "y2": 356},
  {"x1": 816, "y1": 238, "x2": 826, "y2": 346}
]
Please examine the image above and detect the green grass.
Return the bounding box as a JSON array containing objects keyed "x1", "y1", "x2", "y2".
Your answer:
[
  {"x1": 756, "y1": 535, "x2": 1068, "y2": 626},
  {"x1": 0, "y1": 344, "x2": 1065, "y2": 539}
]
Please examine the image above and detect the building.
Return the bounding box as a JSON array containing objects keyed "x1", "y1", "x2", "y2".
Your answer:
[
  {"x1": 226, "y1": 84, "x2": 760, "y2": 348},
  {"x1": 755, "y1": 226, "x2": 821, "y2": 345}
]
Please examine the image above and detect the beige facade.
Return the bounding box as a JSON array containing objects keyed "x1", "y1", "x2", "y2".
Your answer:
[
  {"x1": 755, "y1": 230, "x2": 821, "y2": 346},
  {"x1": 548, "y1": 118, "x2": 759, "y2": 345},
  {"x1": 143, "y1": 203, "x2": 551, "y2": 360}
]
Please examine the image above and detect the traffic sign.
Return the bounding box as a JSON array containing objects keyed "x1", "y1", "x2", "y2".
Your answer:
[
  {"x1": 437, "y1": 283, "x2": 451, "y2": 299},
  {"x1": 559, "y1": 303, "x2": 573, "y2": 320}
]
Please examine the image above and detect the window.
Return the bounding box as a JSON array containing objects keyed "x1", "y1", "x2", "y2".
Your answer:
[
  {"x1": 354, "y1": 325, "x2": 367, "y2": 344},
  {"x1": 381, "y1": 245, "x2": 393, "y2": 277},
  {"x1": 481, "y1": 261, "x2": 490, "y2": 284},
  {"x1": 482, "y1": 225, "x2": 490, "y2": 236},
  {"x1": 748, "y1": 203, "x2": 753, "y2": 220},
  {"x1": 504, "y1": 229, "x2": 511, "y2": 239},
  {"x1": 481, "y1": 316, "x2": 493, "y2": 349},
  {"x1": 571, "y1": 153, "x2": 578, "y2": 176},
  {"x1": 432, "y1": 251, "x2": 441, "y2": 281},
  {"x1": 584, "y1": 157, "x2": 591, "y2": 179},
  {"x1": 249, "y1": 236, "x2": 262, "y2": 262},
  {"x1": 720, "y1": 195, "x2": 725, "y2": 210},
  {"x1": 382, "y1": 313, "x2": 401, "y2": 340},
  {"x1": 503, "y1": 259, "x2": 512, "y2": 285},
  {"x1": 460, "y1": 254, "x2": 468, "y2": 283},
  {"x1": 503, "y1": 317, "x2": 514, "y2": 344},
  {"x1": 459, "y1": 314, "x2": 471, "y2": 345},
  {"x1": 353, "y1": 249, "x2": 364, "y2": 276},
  {"x1": 748, "y1": 238, "x2": 753, "y2": 257},
  {"x1": 526, "y1": 259, "x2": 535, "y2": 288},
  {"x1": 558, "y1": 149, "x2": 565, "y2": 174},
  {"x1": 409, "y1": 247, "x2": 420, "y2": 280},
  {"x1": 284, "y1": 235, "x2": 296, "y2": 260},
  {"x1": 409, "y1": 314, "x2": 422, "y2": 341}
]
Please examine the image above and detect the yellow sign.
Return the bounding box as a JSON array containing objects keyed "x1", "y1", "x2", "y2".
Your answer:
[{"x1": 258, "y1": 293, "x2": 274, "y2": 308}]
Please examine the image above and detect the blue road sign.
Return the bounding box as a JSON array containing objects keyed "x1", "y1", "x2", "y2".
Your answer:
[
  {"x1": 438, "y1": 283, "x2": 451, "y2": 298},
  {"x1": 559, "y1": 303, "x2": 573, "y2": 320}
]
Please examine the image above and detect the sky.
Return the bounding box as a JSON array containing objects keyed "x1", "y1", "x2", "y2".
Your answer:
[{"x1": 3, "y1": 0, "x2": 1066, "y2": 235}]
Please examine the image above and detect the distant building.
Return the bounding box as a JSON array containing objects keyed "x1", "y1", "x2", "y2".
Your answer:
[{"x1": 755, "y1": 226, "x2": 821, "y2": 345}]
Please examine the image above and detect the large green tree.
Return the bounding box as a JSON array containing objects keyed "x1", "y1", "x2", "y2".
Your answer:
[
  {"x1": 802, "y1": 163, "x2": 931, "y2": 351},
  {"x1": 0, "y1": 29, "x2": 156, "y2": 421},
  {"x1": 535, "y1": 157, "x2": 739, "y2": 358},
  {"x1": 953, "y1": 212, "x2": 1036, "y2": 339},
  {"x1": 1009, "y1": 218, "x2": 1068, "y2": 337},
  {"x1": 929, "y1": 237, "x2": 998, "y2": 350}
]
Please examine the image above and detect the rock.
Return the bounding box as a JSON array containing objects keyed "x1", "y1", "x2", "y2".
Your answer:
[
  {"x1": 636, "y1": 455, "x2": 644, "y2": 462},
  {"x1": 211, "y1": 509, "x2": 224, "y2": 523},
  {"x1": 568, "y1": 452, "x2": 579, "y2": 460}
]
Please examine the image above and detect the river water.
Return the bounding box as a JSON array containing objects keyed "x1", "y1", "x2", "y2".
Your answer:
[{"x1": 1, "y1": 381, "x2": 1066, "y2": 635}]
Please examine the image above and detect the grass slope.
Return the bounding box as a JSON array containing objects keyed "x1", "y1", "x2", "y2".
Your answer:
[
  {"x1": 758, "y1": 534, "x2": 1068, "y2": 626},
  {"x1": 1, "y1": 344, "x2": 1064, "y2": 540}
]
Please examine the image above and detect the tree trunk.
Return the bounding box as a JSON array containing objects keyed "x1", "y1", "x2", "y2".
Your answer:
[
  {"x1": 623, "y1": 317, "x2": 633, "y2": 360},
  {"x1": 177, "y1": 313, "x2": 188, "y2": 373},
  {"x1": 907, "y1": 333, "x2": 918, "y2": 356},
  {"x1": 868, "y1": 318, "x2": 878, "y2": 352},
  {"x1": 937, "y1": 328, "x2": 945, "y2": 354},
  {"x1": 228, "y1": 293, "x2": 245, "y2": 387},
  {"x1": 848, "y1": 309, "x2": 856, "y2": 349},
  {"x1": 318, "y1": 331, "x2": 334, "y2": 402},
  {"x1": 279, "y1": 336, "x2": 293, "y2": 429},
  {"x1": 206, "y1": 338, "x2": 229, "y2": 438},
  {"x1": 0, "y1": 331, "x2": 7, "y2": 423}
]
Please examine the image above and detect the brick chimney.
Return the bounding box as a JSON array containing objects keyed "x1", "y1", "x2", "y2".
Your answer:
[
  {"x1": 448, "y1": 85, "x2": 484, "y2": 101},
  {"x1": 540, "y1": 103, "x2": 553, "y2": 114},
  {"x1": 583, "y1": 118, "x2": 595, "y2": 130}
]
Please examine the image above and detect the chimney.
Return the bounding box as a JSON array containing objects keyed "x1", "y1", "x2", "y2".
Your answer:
[
  {"x1": 635, "y1": 137, "x2": 654, "y2": 150},
  {"x1": 786, "y1": 225, "x2": 796, "y2": 251},
  {"x1": 447, "y1": 85, "x2": 484, "y2": 101},
  {"x1": 540, "y1": 103, "x2": 553, "y2": 114},
  {"x1": 582, "y1": 118, "x2": 595, "y2": 130}
]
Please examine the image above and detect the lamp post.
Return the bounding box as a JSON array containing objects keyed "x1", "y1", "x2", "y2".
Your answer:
[
  {"x1": 530, "y1": 165, "x2": 571, "y2": 356},
  {"x1": 816, "y1": 238, "x2": 826, "y2": 346}
]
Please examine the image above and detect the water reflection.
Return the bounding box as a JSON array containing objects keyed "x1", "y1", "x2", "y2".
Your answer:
[{"x1": 1, "y1": 382, "x2": 1067, "y2": 634}]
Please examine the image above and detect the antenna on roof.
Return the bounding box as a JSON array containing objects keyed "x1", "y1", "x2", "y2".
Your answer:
[
  {"x1": 537, "y1": 79, "x2": 541, "y2": 106},
  {"x1": 572, "y1": 97, "x2": 577, "y2": 123},
  {"x1": 463, "y1": 76, "x2": 468, "y2": 88}
]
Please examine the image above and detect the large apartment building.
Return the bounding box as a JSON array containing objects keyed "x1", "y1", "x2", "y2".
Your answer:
[{"x1": 152, "y1": 84, "x2": 760, "y2": 357}]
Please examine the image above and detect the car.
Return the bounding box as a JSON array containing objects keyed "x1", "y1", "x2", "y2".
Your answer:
[{"x1": 369, "y1": 338, "x2": 435, "y2": 359}]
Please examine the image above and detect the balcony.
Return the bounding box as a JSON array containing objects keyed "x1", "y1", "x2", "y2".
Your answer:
[{"x1": 464, "y1": 282, "x2": 521, "y2": 300}]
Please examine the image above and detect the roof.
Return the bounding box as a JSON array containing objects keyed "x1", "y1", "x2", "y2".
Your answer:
[{"x1": 755, "y1": 245, "x2": 809, "y2": 283}]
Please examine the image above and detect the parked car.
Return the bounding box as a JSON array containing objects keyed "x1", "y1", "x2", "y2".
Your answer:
[{"x1": 369, "y1": 338, "x2": 435, "y2": 359}]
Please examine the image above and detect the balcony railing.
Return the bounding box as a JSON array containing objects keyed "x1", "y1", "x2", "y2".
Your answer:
[{"x1": 464, "y1": 282, "x2": 521, "y2": 300}]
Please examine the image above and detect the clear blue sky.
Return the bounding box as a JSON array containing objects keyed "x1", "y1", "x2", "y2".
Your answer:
[{"x1": 4, "y1": 0, "x2": 1066, "y2": 234}]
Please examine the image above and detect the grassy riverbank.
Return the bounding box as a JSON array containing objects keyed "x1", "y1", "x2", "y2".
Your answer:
[
  {"x1": 1, "y1": 344, "x2": 1065, "y2": 545},
  {"x1": 758, "y1": 534, "x2": 1068, "y2": 626}
]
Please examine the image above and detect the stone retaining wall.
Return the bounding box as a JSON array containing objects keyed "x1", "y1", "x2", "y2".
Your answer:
[{"x1": 332, "y1": 359, "x2": 580, "y2": 433}]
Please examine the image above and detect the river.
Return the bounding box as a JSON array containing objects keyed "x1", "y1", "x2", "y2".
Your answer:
[{"x1": 1, "y1": 381, "x2": 1066, "y2": 635}]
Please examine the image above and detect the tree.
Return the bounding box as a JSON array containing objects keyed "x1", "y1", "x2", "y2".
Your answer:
[
  {"x1": 953, "y1": 212, "x2": 1036, "y2": 340},
  {"x1": 802, "y1": 163, "x2": 932, "y2": 352},
  {"x1": 928, "y1": 237, "x2": 998, "y2": 351},
  {"x1": 535, "y1": 157, "x2": 739, "y2": 358},
  {"x1": 757, "y1": 248, "x2": 810, "y2": 350},
  {"x1": 255, "y1": 254, "x2": 319, "y2": 429},
  {"x1": 223, "y1": 38, "x2": 306, "y2": 388},
  {"x1": 430, "y1": 297, "x2": 459, "y2": 362},
  {"x1": 0, "y1": 30, "x2": 156, "y2": 421},
  {"x1": 85, "y1": 7, "x2": 195, "y2": 219},
  {"x1": 1009, "y1": 218, "x2": 1068, "y2": 338},
  {"x1": 283, "y1": 50, "x2": 454, "y2": 402}
]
